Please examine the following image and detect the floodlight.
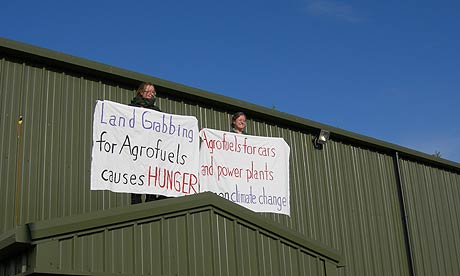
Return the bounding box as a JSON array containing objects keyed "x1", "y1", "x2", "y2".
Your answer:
[{"x1": 314, "y1": 129, "x2": 330, "y2": 148}]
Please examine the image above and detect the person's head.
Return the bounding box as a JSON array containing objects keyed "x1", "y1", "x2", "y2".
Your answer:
[
  {"x1": 137, "y1": 82, "x2": 156, "y2": 99},
  {"x1": 231, "y1": 112, "x2": 246, "y2": 133}
]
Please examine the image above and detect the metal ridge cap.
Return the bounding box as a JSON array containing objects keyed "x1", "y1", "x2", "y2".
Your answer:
[
  {"x1": 28, "y1": 193, "x2": 212, "y2": 240},
  {"x1": 0, "y1": 37, "x2": 218, "y2": 102},
  {"x1": 27, "y1": 192, "x2": 343, "y2": 264},
  {"x1": 0, "y1": 37, "x2": 157, "y2": 84},
  {"x1": 205, "y1": 193, "x2": 344, "y2": 265},
  {"x1": 2, "y1": 37, "x2": 455, "y2": 171},
  {"x1": 331, "y1": 127, "x2": 460, "y2": 170}
]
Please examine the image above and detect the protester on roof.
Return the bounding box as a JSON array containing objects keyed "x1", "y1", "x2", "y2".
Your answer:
[
  {"x1": 129, "y1": 82, "x2": 167, "y2": 204},
  {"x1": 231, "y1": 112, "x2": 247, "y2": 134}
]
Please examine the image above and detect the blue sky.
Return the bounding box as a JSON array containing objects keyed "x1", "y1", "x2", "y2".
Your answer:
[{"x1": 2, "y1": 0, "x2": 459, "y2": 162}]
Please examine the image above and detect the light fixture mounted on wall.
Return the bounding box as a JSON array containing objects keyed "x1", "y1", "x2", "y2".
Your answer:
[{"x1": 313, "y1": 129, "x2": 330, "y2": 149}]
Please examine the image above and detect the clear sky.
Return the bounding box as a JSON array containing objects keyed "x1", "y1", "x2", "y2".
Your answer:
[{"x1": 2, "y1": 0, "x2": 459, "y2": 162}]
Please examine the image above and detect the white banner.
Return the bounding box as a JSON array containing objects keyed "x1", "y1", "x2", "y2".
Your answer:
[
  {"x1": 91, "y1": 100, "x2": 200, "y2": 197},
  {"x1": 199, "y1": 128, "x2": 290, "y2": 215}
]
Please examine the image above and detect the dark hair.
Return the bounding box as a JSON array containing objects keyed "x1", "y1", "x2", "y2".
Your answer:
[
  {"x1": 137, "y1": 82, "x2": 155, "y2": 96},
  {"x1": 231, "y1": 112, "x2": 246, "y2": 128}
]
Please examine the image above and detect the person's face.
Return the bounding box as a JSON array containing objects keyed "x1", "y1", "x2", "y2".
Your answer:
[
  {"x1": 140, "y1": 84, "x2": 155, "y2": 99},
  {"x1": 234, "y1": 115, "x2": 246, "y2": 132}
]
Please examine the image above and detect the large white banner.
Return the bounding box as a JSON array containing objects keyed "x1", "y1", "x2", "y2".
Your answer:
[
  {"x1": 199, "y1": 128, "x2": 290, "y2": 215},
  {"x1": 91, "y1": 100, "x2": 200, "y2": 197}
]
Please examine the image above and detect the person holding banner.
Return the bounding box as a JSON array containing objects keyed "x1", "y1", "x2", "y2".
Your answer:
[
  {"x1": 231, "y1": 112, "x2": 247, "y2": 134},
  {"x1": 129, "y1": 82, "x2": 168, "y2": 204},
  {"x1": 130, "y1": 82, "x2": 161, "y2": 112}
]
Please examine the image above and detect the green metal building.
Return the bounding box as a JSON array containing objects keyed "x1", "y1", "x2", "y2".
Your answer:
[{"x1": 1, "y1": 37, "x2": 459, "y2": 276}]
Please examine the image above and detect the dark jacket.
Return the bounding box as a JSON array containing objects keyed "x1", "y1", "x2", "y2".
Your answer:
[
  {"x1": 129, "y1": 94, "x2": 166, "y2": 204},
  {"x1": 129, "y1": 95, "x2": 161, "y2": 111}
]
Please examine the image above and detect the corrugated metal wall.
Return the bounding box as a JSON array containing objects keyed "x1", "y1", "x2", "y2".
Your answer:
[
  {"x1": 0, "y1": 57, "x2": 134, "y2": 233},
  {"x1": 1, "y1": 39, "x2": 460, "y2": 275},
  {"x1": 1, "y1": 58, "x2": 22, "y2": 234},
  {"x1": 1, "y1": 206, "x2": 338, "y2": 276},
  {"x1": 399, "y1": 159, "x2": 460, "y2": 276},
  {"x1": 284, "y1": 136, "x2": 411, "y2": 275}
]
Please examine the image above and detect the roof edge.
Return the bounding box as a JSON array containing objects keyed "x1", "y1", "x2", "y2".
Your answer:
[
  {"x1": 1, "y1": 37, "x2": 458, "y2": 171},
  {"x1": 0, "y1": 225, "x2": 31, "y2": 261},
  {"x1": 27, "y1": 192, "x2": 343, "y2": 264}
]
